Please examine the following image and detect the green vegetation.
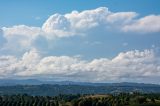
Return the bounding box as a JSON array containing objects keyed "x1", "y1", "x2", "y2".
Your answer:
[{"x1": 0, "y1": 93, "x2": 160, "y2": 106}]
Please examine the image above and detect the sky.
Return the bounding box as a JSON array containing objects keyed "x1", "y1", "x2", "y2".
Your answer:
[{"x1": 0, "y1": 0, "x2": 160, "y2": 84}]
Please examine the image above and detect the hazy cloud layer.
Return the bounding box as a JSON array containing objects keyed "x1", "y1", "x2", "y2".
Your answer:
[{"x1": 0, "y1": 49, "x2": 160, "y2": 83}]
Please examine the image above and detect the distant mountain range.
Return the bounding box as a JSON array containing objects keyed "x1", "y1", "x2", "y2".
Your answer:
[
  {"x1": 0, "y1": 79, "x2": 160, "y2": 96},
  {"x1": 0, "y1": 79, "x2": 97, "y2": 86},
  {"x1": 0, "y1": 79, "x2": 159, "y2": 87}
]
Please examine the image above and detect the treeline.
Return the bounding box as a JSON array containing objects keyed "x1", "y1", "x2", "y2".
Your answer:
[
  {"x1": 0, "y1": 94, "x2": 80, "y2": 106},
  {"x1": 0, "y1": 93, "x2": 160, "y2": 106}
]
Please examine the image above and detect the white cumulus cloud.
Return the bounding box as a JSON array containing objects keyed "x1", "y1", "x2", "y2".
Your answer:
[
  {"x1": 2, "y1": 25, "x2": 43, "y2": 51},
  {"x1": 1, "y1": 7, "x2": 159, "y2": 52},
  {"x1": 122, "y1": 15, "x2": 160, "y2": 33},
  {"x1": 0, "y1": 49, "x2": 160, "y2": 83}
]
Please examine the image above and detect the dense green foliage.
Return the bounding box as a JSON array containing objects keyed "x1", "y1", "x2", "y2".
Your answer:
[{"x1": 0, "y1": 93, "x2": 160, "y2": 106}]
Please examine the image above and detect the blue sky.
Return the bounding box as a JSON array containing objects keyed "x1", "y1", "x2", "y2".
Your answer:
[
  {"x1": 0, "y1": 0, "x2": 160, "y2": 83},
  {"x1": 1, "y1": 0, "x2": 160, "y2": 27}
]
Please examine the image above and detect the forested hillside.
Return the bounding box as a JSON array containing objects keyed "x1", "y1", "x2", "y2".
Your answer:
[{"x1": 0, "y1": 93, "x2": 160, "y2": 106}]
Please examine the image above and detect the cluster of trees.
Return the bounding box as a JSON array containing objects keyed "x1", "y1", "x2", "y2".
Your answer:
[
  {"x1": 0, "y1": 93, "x2": 160, "y2": 106},
  {"x1": 72, "y1": 93, "x2": 160, "y2": 106},
  {"x1": 0, "y1": 94, "x2": 80, "y2": 106}
]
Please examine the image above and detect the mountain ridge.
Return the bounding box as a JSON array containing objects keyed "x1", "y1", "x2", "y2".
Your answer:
[{"x1": 0, "y1": 79, "x2": 159, "y2": 86}]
